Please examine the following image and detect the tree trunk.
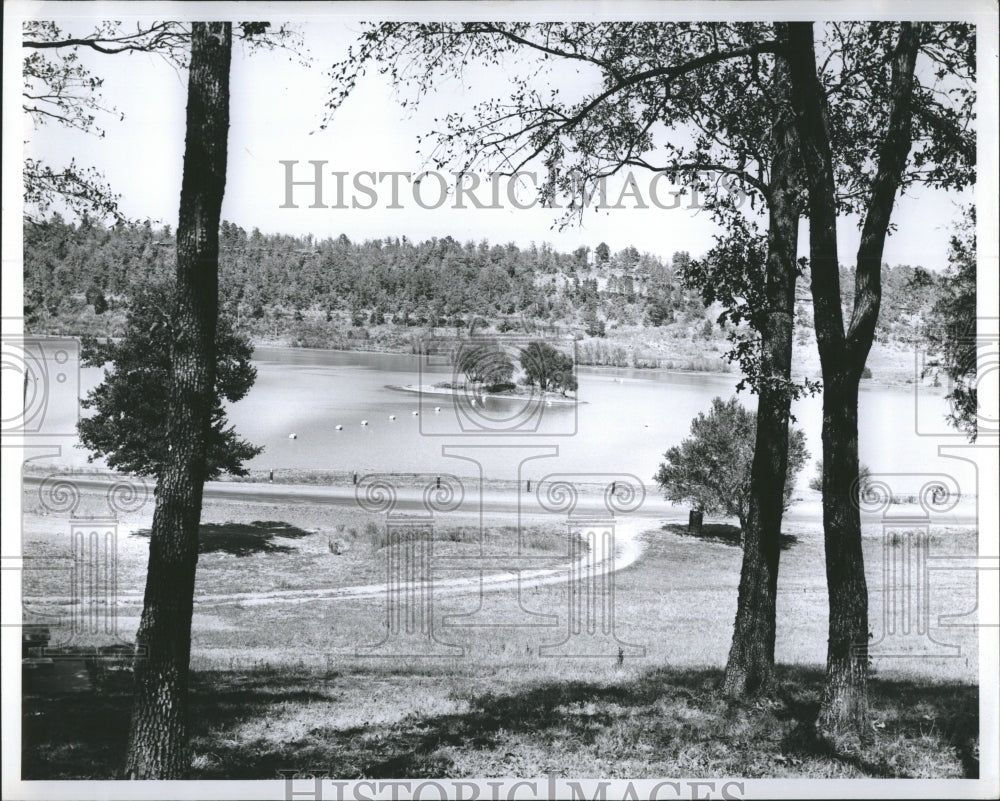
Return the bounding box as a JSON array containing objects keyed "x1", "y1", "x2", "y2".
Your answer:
[
  {"x1": 782, "y1": 21, "x2": 920, "y2": 738},
  {"x1": 722, "y1": 56, "x2": 800, "y2": 698},
  {"x1": 816, "y1": 373, "x2": 869, "y2": 737},
  {"x1": 688, "y1": 509, "x2": 703, "y2": 536},
  {"x1": 125, "y1": 22, "x2": 231, "y2": 780}
]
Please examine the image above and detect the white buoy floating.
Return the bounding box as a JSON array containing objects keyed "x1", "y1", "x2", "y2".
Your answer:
[
  {"x1": 334, "y1": 425, "x2": 343, "y2": 431},
  {"x1": 288, "y1": 433, "x2": 297, "y2": 439},
  {"x1": 411, "y1": 410, "x2": 419, "y2": 416},
  {"x1": 389, "y1": 415, "x2": 396, "y2": 421},
  {"x1": 361, "y1": 420, "x2": 369, "y2": 427},
  {"x1": 434, "y1": 406, "x2": 441, "y2": 413}
]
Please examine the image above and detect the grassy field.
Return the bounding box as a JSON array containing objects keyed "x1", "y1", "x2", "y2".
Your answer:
[{"x1": 20, "y1": 486, "x2": 980, "y2": 779}]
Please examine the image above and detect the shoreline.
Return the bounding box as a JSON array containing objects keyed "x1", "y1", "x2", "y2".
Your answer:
[
  {"x1": 385, "y1": 383, "x2": 582, "y2": 405},
  {"x1": 21, "y1": 468, "x2": 980, "y2": 527},
  {"x1": 250, "y1": 341, "x2": 933, "y2": 393}
]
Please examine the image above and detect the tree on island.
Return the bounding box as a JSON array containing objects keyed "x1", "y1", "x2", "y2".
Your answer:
[
  {"x1": 78, "y1": 281, "x2": 262, "y2": 480},
  {"x1": 519, "y1": 341, "x2": 578, "y2": 395},
  {"x1": 655, "y1": 397, "x2": 808, "y2": 535},
  {"x1": 454, "y1": 339, "x2": 515, "y2": 390}
]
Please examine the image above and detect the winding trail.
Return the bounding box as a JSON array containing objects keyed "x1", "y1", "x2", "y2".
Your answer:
[
  {"x1": 21, "y1": 474, "x2": 978, "y2": 610},
  {"x1": 195, "y1": 519, "x2": 647, "y2": 608},
  {"x1": 22, "y1": 475, "x2": 653, "y2": 609}
]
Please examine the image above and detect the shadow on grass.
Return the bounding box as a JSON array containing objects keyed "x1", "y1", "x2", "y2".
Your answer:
[
  {"x1": 662, "y1": 522, "x2": 800, "y2": 551},
  {"x1": 133, "y1": 521, "x2": 312, "y2": 556},
  {"x1": 22, "y1": 663, "x2": 977, "y2": 780}
]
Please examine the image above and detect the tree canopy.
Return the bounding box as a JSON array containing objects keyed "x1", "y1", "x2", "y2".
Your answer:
[
  {"x1": 22, "y1": 20, "x2": 304, "y2": 224},
  {"x1": 454, "y1": 339, "x2": 515, "y2": 389},
  {"x1": 920, "y1": 206, "x2": 977, "y2": 441},
  {"x1": 519, "y1": 341, "x2": 578, "y2": 394},
  {"x1": 654, "y1": 396, "x2": 809, "y2": 531},
  {"x1": 78, "y1": 281, "x2": 262, "y2": 480}
]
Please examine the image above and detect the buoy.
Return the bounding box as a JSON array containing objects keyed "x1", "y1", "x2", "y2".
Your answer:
[
  {"x1": 361, "y1": 420, "x2": 369, "y2": 426},
  {"x1": 288, "y1": 433, "x2": 297, "y2": 439},
  {"x1": 412, "y1": 410, "x2": 419, "y2": 416},
  {"x1": 334, "y1": 425, "x2": 343, "y2": 431},
  {"x1": 434, "y1": 406, "x2": 441, "y2": 413},
  {"x1": 546, "y1": 400, "x2": 553, "y2": 406},
  {"x1": 389, "y1": 415, "x2": 396, "y2": 421}
]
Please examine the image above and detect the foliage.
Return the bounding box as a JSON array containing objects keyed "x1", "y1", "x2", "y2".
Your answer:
[
  {"x1": 782, "y1": 20, "x2": 975, "y2": 733},
  {"x1": 681, "y1": 216, "x2": 821, "y2": 400},
  {"x1": 808, "y1": 459, "x2": 871, "y2": 496},
  {"x1": 454, "y1": 339, "x2": 515, "y2": 389},
  {"x1": 77, "y1": 282, "x2": 263, "y2": 480},
  {"x1": 518, "y1": 341, "x2": 578, "y2": 394},
  {"x1": 920, "y1": 206, "x2": 977, "y2": 441},
  {"x1": 22, "y1": 21, "x2": 305, "y2": 224},
  {"x1": 654, "y1": 397, "x2": 809, "y2": 529},
  {"x1": 23, "y1": 217, "x2": 940, "y2": 351}
]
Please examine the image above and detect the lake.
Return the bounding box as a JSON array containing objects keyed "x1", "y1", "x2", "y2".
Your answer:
[
  {"x1": 228, "y1": 347, "x2": 960, "y2": 491},
  {"x1": 36, "y1": 344, "x2": 960, "y2": 493}
]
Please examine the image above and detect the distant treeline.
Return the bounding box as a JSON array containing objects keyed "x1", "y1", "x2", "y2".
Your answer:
[{"x1": 23, "y1": 216, "x2": 942, "y2": 353}]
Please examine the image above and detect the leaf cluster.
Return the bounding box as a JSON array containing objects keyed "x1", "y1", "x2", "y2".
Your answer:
[
  {"x1": 518, "y1": 341, "x2": 577, "y2": 394},
  {"x1": 654, "y1": 396, "x2": 809, "y2": 526},
  {"x1": 78, "y1": 281, "x2": 263, "y2": 479}
]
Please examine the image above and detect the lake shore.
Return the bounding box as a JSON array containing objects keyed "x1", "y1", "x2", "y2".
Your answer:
[
  {"x1": 249, "y1": 339, "x2": 934, "y2": 393},
  {"x1": 385, "y1": 383, "x2": 582, "y2": 405}
]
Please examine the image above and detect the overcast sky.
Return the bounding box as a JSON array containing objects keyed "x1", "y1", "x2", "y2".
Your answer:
[{"x1": 17, "y1": 8, "x2": 985, "y2": 269}]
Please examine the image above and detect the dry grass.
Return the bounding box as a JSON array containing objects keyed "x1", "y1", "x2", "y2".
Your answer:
[
  {"x1": 20, "y1": 488, "x2": 980, "y2": 779},
  {"x1": 22, "y1": 663, "x2": 977, "y2": 780}
]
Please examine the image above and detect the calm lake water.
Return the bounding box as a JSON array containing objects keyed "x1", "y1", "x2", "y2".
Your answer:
[
  {"x1": 230, "y1": 347, "x2": 955, "y2": 490},
  {"x1": 45, "y1": 345, "x2": 957, "y2": 492}
]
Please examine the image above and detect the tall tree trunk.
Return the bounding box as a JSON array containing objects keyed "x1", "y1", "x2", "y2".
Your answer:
[
  {"x1": 782, "y1": 20, "x2": 920, "y2": 739},
  {"x1": 722, "y1": 66, "x2": 800, "y2": 696},
  {"x1": 816, "y1": 373, "x2": 869, "y2": 734},
  {"x1": 125, "y1": 22, "x2": 231, "y2": 779}
]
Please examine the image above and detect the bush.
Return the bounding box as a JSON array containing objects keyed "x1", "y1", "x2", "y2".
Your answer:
[
  {"x1": 809, "y1": 459, "x2": 872, "y2": 494},
  {"x1": 654, "y1": 397, "x2": 809, "y2": 533}
]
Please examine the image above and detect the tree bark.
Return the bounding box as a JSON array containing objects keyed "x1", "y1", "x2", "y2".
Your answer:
[
  {"x1": 722, "y1": 57, "x2": 800, "y2": 697},
  {"x1": 782, "y1": 20, "x2": 920, "y2": 738},
  {"x1": 688, "y1": 508, "x2": 703, "y2": 536},
  {"x1": 817, "y1": 374, "x2": 869, "y2": 736},
  {"x1": 125, "y1": 22, "x2": 231, "y2": 779}
]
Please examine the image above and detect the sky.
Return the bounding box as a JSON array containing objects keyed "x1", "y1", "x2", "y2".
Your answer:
[{"x1": 16, "y1": 9, "x2": 985, "y2": 270}]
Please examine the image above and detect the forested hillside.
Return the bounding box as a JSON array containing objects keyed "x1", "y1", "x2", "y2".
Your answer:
[{"x1": 23, "y1": 216, "x2": 941, "y2": 378}]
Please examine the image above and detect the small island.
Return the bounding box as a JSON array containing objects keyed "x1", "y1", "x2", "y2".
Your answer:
[
  {"x1": 394, "y1": 338, "x2": 581, "y2": 406},
  {"x1": 388, "y1": 382, "x2": 582, "y2": 405}
]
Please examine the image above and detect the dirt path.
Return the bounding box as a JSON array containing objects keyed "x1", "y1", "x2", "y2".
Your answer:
[
  {"x1": 193, "y1": 519, "x2": 647, "y2": 607},
  {"x1": 49, "y1": 519, "x2": 646, "y2": 608}
]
